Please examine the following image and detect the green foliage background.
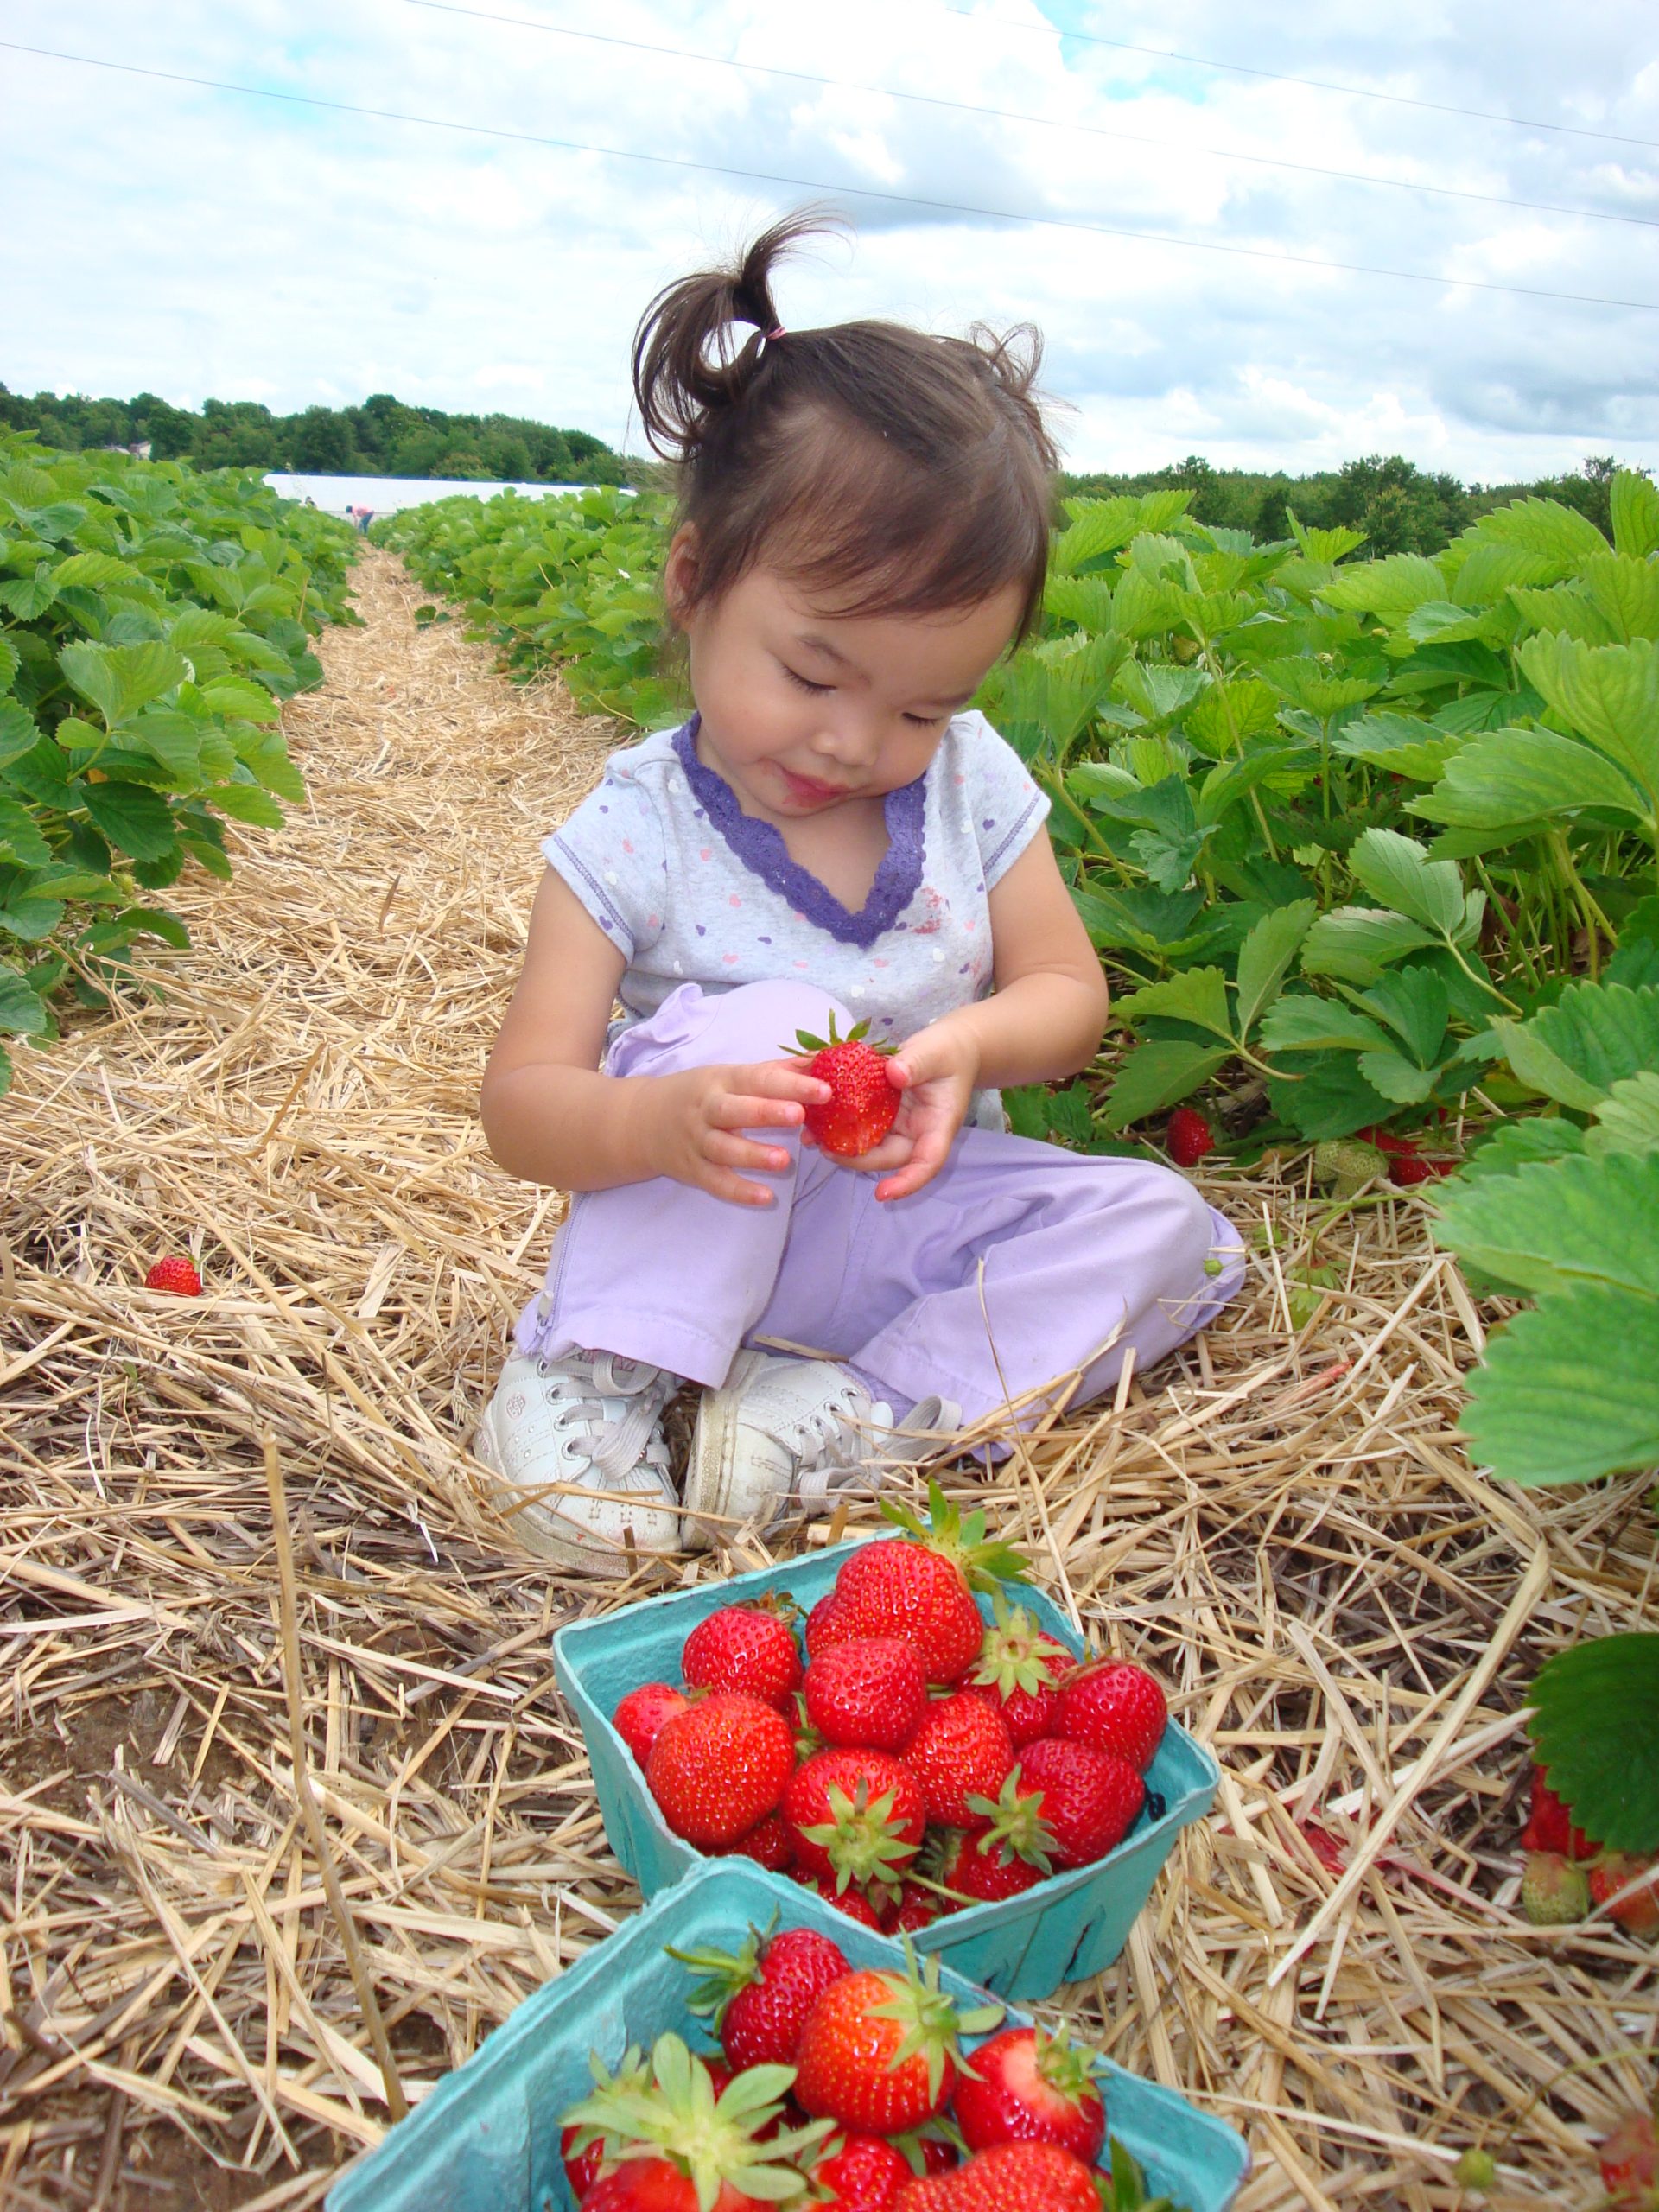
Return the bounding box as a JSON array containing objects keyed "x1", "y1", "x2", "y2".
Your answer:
[{"x1": 0, "y1": 435, "x2": 357, "y2": 1093}]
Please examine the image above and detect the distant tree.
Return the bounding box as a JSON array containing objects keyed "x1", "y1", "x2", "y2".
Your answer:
[
  {"x1": 287, "y1": 405, "x2": 357, "y2": 473},
  {"x1": 128, "y1": 392, "x2": 197, "y2": 460}
]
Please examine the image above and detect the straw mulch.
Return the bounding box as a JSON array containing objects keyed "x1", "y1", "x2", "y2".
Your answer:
[{"x1": 1, "y1": 550, "x2": 1654, "y2": 2212}]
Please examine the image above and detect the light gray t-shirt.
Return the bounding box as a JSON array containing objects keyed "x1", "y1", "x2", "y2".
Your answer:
[{"x1": 543, "y1": 712, "x2": 1050, "y2": 1065}]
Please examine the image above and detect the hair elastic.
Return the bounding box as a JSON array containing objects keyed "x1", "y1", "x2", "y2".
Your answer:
[{"x1": 766, "y1": 326, "x2": 786, "y2": 340}]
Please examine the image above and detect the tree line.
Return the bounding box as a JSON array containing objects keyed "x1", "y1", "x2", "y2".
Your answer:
[
  {"x1": 2, "y1": 382, "x2": 1643, "y2": 542},
  {"x1": 1058, "y1": 452, "x2": 1641, "y2": 554},
  {"x1": 0, "y1": 385, "x2": 643, "y2": 486}
]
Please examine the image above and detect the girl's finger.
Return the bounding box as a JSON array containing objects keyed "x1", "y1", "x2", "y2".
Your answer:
[
  {"x1": 707, "y1": 1128, "x2": 792, "y2": 1174},
  {"x1": 742, "y1": 1061, "x2": 833, "y2": 1103},
  {"x1": 699, "y1": 1164, "x2": 777, "y2": 1206},
  {"x1": 712, "y1": 1094, "x2": 805, "y2": 1132}
]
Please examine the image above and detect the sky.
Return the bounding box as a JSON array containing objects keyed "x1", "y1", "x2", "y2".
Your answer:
[{"x1": 3, "y1": 0, "x2": 1657, "y2": 480}]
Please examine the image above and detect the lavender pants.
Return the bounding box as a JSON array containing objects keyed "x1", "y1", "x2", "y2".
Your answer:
[{"x1": 514, "y1": 981, "x2": 1245, "y2": 1428}]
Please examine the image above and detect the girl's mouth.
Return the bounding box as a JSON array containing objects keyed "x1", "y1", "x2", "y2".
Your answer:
[{"x1": 778, "y1": 766, "x2": 850, "y2": 804}]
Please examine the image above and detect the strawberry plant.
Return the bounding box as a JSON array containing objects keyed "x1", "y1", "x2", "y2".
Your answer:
[
  {"x1": 372, "y1": 485, "x2": 682, "y2": 725},
  {"x1": 0, "y1": 434, "x2": 354, "y2": 1092}
]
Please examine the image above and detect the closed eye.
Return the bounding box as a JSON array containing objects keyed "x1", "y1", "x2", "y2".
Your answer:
[{"x1": 782, "y1": 664, "x2": 833, "y2": 696}]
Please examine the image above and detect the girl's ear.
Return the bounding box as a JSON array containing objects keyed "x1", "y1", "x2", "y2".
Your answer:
[{"x1": 662, "y1": 525, "x2": 700, "y2": 628}]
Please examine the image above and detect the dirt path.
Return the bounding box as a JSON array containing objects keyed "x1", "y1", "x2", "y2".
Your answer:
[{"x1": 1, "y1": 553, "x2": 1653, "y2": 2210}]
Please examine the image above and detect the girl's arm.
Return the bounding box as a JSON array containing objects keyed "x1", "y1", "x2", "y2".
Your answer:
[
  {"x1": 862, "y1": 835, "x2": 1111, "y2": 1201},
  {"x1": 480, "y1": 869, "x2": 829, "y2": 1205},
  {"x1": 919, "y1": 830, "x2": 1110, "y2": 1087}
]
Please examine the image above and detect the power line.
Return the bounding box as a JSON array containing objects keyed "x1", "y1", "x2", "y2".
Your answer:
[
  {"x1": 406, "y1": 0, "x2": 1659, "y2": 232},
  {"x1": 6, "y1": 39, "x2": 1658, "y2": 315},
  {"x1": 938, "y1": 4, "x2": 1659, "y2": 154}
]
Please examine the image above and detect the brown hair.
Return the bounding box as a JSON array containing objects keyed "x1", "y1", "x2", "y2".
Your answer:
[{"x1": 632, "y1": 210, "x2": 1060, "y2": 642}]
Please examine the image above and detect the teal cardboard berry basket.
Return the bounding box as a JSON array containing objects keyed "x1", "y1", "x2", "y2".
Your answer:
[
  {"x1": 326, "y1": 1859, "x2": 1249, "y2": 2212},
  {"x1": 551, "y1": 1538, "x2": 1220, "y2": 2002}
]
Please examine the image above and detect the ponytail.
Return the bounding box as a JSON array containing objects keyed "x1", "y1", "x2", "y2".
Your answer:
[{"x1": 632, "y1": 211, "x2": 836, "y2": 462}]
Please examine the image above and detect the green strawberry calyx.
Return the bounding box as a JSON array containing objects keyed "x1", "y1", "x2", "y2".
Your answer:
[
  {"x1": 557, "y1": 2044, "x2": 649, "y2": 2172},
  {"x1": 664, "y1": 1916, "x2": 774, "y2": 2030},
  {"x1": 970, "y1": 1591, "x2": 1069, "y2": 1699},
  {"x1": 799, "y1": 1779, "x2": 920, "y2": 1893},
  {"x1": 785, "y1": 1012, "x2": 896, "y2": 1060},
  {"x1": 965, "y1": 1765, "x2": 1058, "y2": 1875},
  {"x1": 880, "y1": 1477, "x2": 1033, "y2": 1593},
  {"x1": 866, "y1": 1943, "x2": 1002, "y2": 2101},
  {"x1": 1029, "y1": 2022, "x2": 1101, "y2": 2109},
  {"x1": 560, "y1": 2032, "x2": 830, "y2": 2209}
]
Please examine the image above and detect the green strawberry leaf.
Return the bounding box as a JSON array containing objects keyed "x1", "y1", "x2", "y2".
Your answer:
[
  {"x1": 1462, "y1": 1284, "x2": 1659, "y2": 1486},
  {"x1": 1529, "y1": 1635, "x2": 1659, "y2": 1854},
  {"x1": 1102, "y1": 1041, "x2": 1230, "y2": 1130}
]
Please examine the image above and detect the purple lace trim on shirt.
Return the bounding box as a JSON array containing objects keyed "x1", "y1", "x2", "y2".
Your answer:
[{"x1": 672, "y1": 715, "x2": 926, "y2": 949}]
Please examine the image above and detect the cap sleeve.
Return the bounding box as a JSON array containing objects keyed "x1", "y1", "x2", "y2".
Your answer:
[
  {"x1": 542, "y1": 762, "x2": 669, "y2": 959},
  {"x1": 963, "y1": 713, "x2": 1052, "y2": 889}
]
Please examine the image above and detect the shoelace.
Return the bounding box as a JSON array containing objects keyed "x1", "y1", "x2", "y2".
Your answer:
[{"x1": 535, "y1": 1353, "x2": 669, "y2": 1487}]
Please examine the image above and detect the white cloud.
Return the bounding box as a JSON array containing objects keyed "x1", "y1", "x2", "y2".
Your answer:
[{"x1": 3, "y1": 0, "x2": 1657, "y2": 479}]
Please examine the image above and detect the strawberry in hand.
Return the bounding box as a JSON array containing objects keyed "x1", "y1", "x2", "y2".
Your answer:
[
  {"x1": 787, "y1": 1011, "x2": 980, "y2": 1202},
  {"x1": 788, "y1": 1016, "x2": 900, "y2": 1159}
]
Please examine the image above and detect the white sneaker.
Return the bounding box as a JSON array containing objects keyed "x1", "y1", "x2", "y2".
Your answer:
[
  {"x1": 471, "y1": 1350, "x2": 680, "y2": 1572},
  {"x1": 683, "y1": 1351, "x2": 961, "y2": 1554}
]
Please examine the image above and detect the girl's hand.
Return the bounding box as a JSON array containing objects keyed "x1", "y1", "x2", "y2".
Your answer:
[
  {"x1": 648, "y1": 1061, "x2": 831, "y2": 1207},
  {"x1": 810, "y1": 1022, "x2": 980, "y2": 1202}
]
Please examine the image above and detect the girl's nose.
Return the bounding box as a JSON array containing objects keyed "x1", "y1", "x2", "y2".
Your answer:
[{"x1": 811, "y1": 713, "x2": 882, "y2": 769}]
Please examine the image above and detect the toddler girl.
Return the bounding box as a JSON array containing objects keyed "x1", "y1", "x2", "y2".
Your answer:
[{"x1": 473, "y1": 215, "x2": 1243, "y2": 1570}]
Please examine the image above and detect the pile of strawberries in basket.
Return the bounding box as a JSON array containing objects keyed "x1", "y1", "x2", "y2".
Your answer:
[
  {"x1": 558, "y1": 1927, "x2": 1183, "y2": 2209},
  {"x1": 610, "y1": 1492, "x2": 1171, "y2": 1930}
]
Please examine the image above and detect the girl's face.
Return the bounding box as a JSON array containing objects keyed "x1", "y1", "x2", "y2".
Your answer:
[{"x1": 665, "y1": 534, "x2": 1024, "y2": 823}]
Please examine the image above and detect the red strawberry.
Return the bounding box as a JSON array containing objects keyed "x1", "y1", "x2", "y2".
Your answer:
[
  {"x1": 806, "y1": 1592, "x2": 854, "y2": 1657},
  {"x1": 1055, "y1": 1659, "x2": 1167, "y2": 1773},
  {"x1": 891, "y1": 1879, "x2": 946, "y2": 1930},
  {"x1": 1519, "y1": 1764, "x2": 1597, "y2": 1859},
  {"x1": 143, "y1": 1255, "x2": 202, "y2": 1295},
  {"x1": 1599, "y1": 2107, "x2": 1658, "y2": 2210},
  {"x1": 950, "y1": 2141, "x2": 1101, "y2": 2211},
  {"x1": 904, "y1": 1694, "x2": 1015, "y2": 1828},
  {"x1": 1388, "y1": 1149, "x2": 1453, "y2": 1186},
  {"x1": 1519, "y1": 1850, "x2": 1590, "y2": 1924},
  {"x1": 893, "y1": 2178, "x2": 958, "y2": 2211},
  {"x1": 932, "y1": 1827, "x2": 1043, "y2": 1908},
  {"x1": 823, "y1": 1548, "x2": 982, "y2": 1687},
  {"x1": 804, "y1": 1637, "x2": 928, "y2": 1751},
  {"x1": 794, "y1": 1956, "x2": 995, "y2": 2136},
  {"x1": 1166, "y1": 1106, "x2": 1214, "y2": 1166},
  {"x1": 785, "y1": 1749, "x2": 925, "y2": 1891},
  {"x1": 712, "y1": 1811, "x2": 793, "y2": 1872},
  {"x1": 950, "y1": 2026, "x2": 1104, "y2": 2164},
  {"x1": 671, "y1": 1924, "x2": 849, "y2": 2070},
  {"x1": 1589, "y1": 1852, "x2": 1659, "y2": 1936},
  {"x1": 829, "y1": 1486, "x2": 1030, "y2": 1686},
  {"x1": 645, "y1": 1693, "x2": 795, "y2": 1848},
  {"x1": 1006, "y1": 1739, "x2": 1144, "y2": 1868},
  {"x1": 792, "y1": 1872, "x2": 887, "y2": 1929},
  {"x1": 791, "y1": 1016, "x2": 899, "y2": 1158},
  {"x1": 969, "y1": 1603, "x2": 1071, "y2": 1746},
  {"x1": 613, "y1": 1682, "x2": 690, "y2": 1767},
  {"x1": 683, "y1": 1605, "x2": 802, "y2": 1712},
  {"x1": 810, "y1": 2134, "x2": 912, "y2": 2209}
]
